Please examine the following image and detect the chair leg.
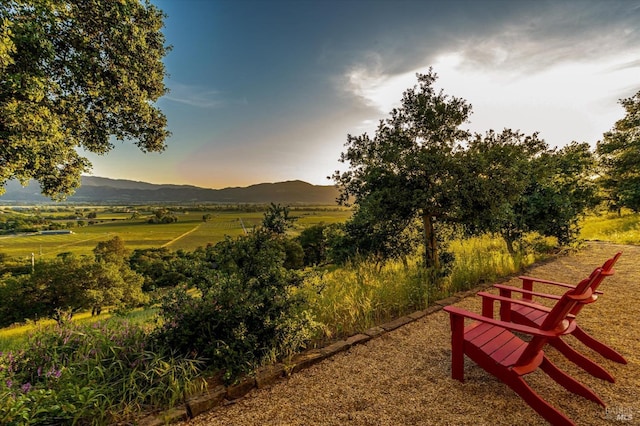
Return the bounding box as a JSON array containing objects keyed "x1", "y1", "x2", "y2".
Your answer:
[
  {"x1": 450, "y1": 315, "x2": 465, "y2": 381},
  {"x1": 540, "y1": 357, "x2": 605, "y2": 407},
  {"x1": 504, "y1": 373, "x2": 577, "y2": 426},
  {"x1": 550, "y1": 338, "x2": 615, "y2": 382},
  {"x1": 572, "y1": 326, "x2": 627, "y2": 364}
]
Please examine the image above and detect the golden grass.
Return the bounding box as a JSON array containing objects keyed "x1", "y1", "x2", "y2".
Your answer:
[
  {"x1": 0, "y1": 307, "x2": 158, "y2": 351},
  {"x1": 304, "y1": 233, "x2": 544, "y2": 343},
  {"x1": 580, "y1": 210, "x2": 640, "y2": 245}
]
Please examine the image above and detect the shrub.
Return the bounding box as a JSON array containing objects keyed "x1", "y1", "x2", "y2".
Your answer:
[
  {"x1": 154, "y1": 230, "x2": 318, "y2": 383},
  {"x1": 282, "y1": 238, "x2": 304, "y2": 270}
]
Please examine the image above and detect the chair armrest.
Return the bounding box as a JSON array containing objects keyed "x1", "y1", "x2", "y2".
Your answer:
[
  {"x1": 477, "y1": 291, "x2": 576, "y2": 320},
  {"x1": 443, "y1": 305, "x2": 563, "y2": 337},
  {"x1": 518, "y1": 275, "x2": 575, "y2": 289},
  {"x1": 493, "y1": 284, "x2": 561, "y2": 301},
  {"x1": 478, "y1": 291, "x2": 555, "y2": 313},
  {"x1": 517, "y1": 276, "x2": 604, "y2": 295}
]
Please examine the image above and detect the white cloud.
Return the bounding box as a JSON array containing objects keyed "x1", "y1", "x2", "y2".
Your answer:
[
  {"x1": 343, "y1": 48, "x2": 639, "y2": 148},
  {"x1": 343, "y1": 50, "x2": 418, "y2": 115},
  {"x1": 436, "y1": 52, "x2": 639, "y2": 146}
]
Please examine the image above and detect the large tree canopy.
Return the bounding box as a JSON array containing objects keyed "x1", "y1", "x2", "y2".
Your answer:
[
  {"x1": 333, "y1": 70, "x2": 471, "y2": 268},
  {"x1": 334, "y1": 71, "x2": 597, "y2": 269},
  {"x1": 0, "y1": 0, "x2": 170, "y2": 199},
  {"x1": 597, "y1": 90, "x2": 640, "y2": 212}
]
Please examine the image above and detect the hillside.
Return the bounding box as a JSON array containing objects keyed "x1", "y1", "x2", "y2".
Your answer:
[{"x1": 1, "y1": 177, "x2": 341, "y2": 205}]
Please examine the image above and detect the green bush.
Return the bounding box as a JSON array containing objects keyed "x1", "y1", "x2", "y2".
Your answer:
[{"x1": 154, "y1": 230, "x2": 318, "y2": 383}]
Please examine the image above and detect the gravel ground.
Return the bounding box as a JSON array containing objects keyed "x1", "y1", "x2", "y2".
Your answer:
[{"x1": 180, "y1": 243, "x2": 639, "y2": 425}]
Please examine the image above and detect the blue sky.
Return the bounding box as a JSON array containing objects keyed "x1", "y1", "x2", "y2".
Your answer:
[{"x1": 85, "y1": 0, "x2": 640, "y2": 189}]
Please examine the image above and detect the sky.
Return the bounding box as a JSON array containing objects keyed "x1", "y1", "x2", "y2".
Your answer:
[{"x1": 84, "y1": 0, "x2": 640, "y2": 189}]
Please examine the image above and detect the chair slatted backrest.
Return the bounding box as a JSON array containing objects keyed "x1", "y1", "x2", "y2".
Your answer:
[
  {"x1": 515, "y1": 268, "x2": 602, "y2": 369},
  {"x1": 570, "y1": 252, "x2": 621, "y2": 316}
]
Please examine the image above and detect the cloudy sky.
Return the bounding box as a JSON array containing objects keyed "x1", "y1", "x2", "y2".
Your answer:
[{"x1": 85, "y1": 0, "x2": 640, "y2": 189}]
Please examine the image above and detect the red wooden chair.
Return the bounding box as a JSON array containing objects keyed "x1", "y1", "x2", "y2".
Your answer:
[
  {"x1": 491, "y1": 252, "x2": 625, "y2": 383},
  {"x1": 444, "y1": 269, "x2": 605, "y2": 426}
]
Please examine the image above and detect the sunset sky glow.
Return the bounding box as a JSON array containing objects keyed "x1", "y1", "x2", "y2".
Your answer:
[{"x1": 85, "y1": 0, "x2": 640, "y2": 189}]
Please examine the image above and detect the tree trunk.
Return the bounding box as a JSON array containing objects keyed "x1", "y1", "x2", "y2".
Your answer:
[
  {"x1": 500, "y1": 229, "x2": 518, "y2": 257},
  {"x1": 504, "y1": 237, "x2": 516, "y2": 257},
  {"x1": 422, "y1": 214, "x2": 438, "y2": 269}
]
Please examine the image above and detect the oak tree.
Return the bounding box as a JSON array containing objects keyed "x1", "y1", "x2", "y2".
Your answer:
[
  {"x1": 333, "y1": 70, "x2": 471, "y2": 268},
  {"x1": 460, "y1": 132, "x2": 597, "y2": 254},
  {"x1": 0, "y1": 0, "x2": 170, "y2": 199}
]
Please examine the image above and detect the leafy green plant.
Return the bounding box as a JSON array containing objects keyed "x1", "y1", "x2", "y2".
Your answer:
[
  {"x1": 154, "y1": 229, "x2": 318, "y2": 383},
  {"x1": 0, "y1": 318, "x2": 202, "y2": 425}
]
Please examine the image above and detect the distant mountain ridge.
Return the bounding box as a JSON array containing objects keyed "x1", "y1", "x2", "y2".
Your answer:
[{"x1": 1, "y1": 177, "x2": 341, "y2": 204}]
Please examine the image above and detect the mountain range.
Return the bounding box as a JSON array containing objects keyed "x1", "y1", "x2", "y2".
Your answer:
[{"x1": 1, "y1": 176, "x2": 341, "y2": 205}]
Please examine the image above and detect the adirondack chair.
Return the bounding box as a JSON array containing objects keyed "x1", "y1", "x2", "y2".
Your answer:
[
  {"x1": 443, "y1": 269, "x2": 605, "y2": 426},
  {"x1": 491, "y1": 252, "x2": 625, "y2": 383}
]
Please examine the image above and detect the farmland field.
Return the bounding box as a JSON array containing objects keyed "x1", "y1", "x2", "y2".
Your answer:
[{"x1": 0, "y1": 206, "x2": 352, "y2": 260}]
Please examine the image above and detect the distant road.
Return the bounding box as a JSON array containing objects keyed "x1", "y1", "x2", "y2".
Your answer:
[
  {"x1": 161, "y1": 223, "x2": 202, "y2": 248},
  {"x1": 42, "y1": 234, "x2": 106, "y2": 255}
]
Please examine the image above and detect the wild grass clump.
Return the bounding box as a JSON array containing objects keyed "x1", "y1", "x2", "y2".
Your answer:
[
  {"x1": 0, "y1": 323, "x2": 33, "y2": 352},
  {"x1": 304, "y1": 257, "x2": 428, "y2": 339},
  {"x1": 0, "y1": 308, "x2": 159, "y2": 353},
  {"x1": 446, "y1": 234, "x2": 539, "y2": 293},
  {"x1": 0, "y1": 318, "x2": 203, "y2": 425}
]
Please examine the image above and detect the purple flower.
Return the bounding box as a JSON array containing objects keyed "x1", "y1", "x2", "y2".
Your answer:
[
  {"x1": 6, "y1": 379, "x2": 12, "y2": 388},
  {"x1": 45, "y1": 367, "x2": 62, "y2": 379},
  {"x1": 21, "y1": 382, "x2": 31, "y2": 393},
  {"x1": 37, "y1": 366, "x2": 43, "y2": 377}
]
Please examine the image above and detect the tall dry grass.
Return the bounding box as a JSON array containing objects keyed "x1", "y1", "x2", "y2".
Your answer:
[
  {"x1": 304, "y1": 233, "x2": 543, "y2": 343},
  {"x1": 580, "y1": 210, "x2": 640, "y2": 244}
]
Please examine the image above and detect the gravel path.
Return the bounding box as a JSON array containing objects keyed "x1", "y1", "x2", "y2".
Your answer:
[{"x1": 180, "y1": 243, "x2": 639, "y2": 425}]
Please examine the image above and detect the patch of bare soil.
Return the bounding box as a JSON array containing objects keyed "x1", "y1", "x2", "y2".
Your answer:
[{"x1": 180, "y1": 242, "x2": 639, "y2": 425}]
